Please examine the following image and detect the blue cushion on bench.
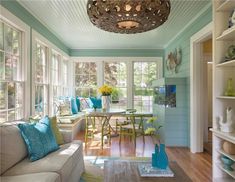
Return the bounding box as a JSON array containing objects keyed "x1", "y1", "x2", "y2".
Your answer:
[{"x1": 89, "y1": 97, "x2": 102, "y2": 108}]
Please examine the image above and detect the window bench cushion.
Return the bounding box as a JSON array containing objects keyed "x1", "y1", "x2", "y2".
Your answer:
[{"x1": 57, "y1": 112, "x2": 85, "y2": 124}]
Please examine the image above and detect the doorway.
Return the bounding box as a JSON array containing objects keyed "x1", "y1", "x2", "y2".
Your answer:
[{"x1": 190, "y1": 22, "x2": 213, "y2": 153}]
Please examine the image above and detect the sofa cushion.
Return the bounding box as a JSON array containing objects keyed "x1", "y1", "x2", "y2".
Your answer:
[
  {"x1": 0, "y1": 122, "x2": 28, "y2": 175},
  {"x1": 3, "y1": 140, "x2": 83, "y2": 182},
  {"x1": 1, "y1": 172, "x2": 60, "y2": 182},
  {"x1": 57, "y1": 112, "x2": 85, "y2": 124},
  {"x1": 18, "y1": 116, "x2": 59, "y2": 161}
]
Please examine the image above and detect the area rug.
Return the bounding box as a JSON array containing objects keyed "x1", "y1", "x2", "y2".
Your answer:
[{"x1": 80, "y1": 156, "x2": 151, "y2": 182}]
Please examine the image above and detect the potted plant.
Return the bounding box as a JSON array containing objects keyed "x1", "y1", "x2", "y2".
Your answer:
[{"x1": 98, "y1": 84, "x2": 113, "y2": 111}]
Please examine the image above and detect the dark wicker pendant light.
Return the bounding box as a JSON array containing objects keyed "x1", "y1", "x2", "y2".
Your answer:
[{"x1": 87, "y1": 0, "x2": 171, "y2": 34}]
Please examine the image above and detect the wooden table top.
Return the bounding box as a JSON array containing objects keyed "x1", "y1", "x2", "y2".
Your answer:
[{"x1": 104, "y1": 160, "x2": 192, "y2": 182}]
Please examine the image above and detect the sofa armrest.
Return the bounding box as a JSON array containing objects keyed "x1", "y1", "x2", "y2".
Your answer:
[{"x1": 60, "y1": 129, "x2": 73, "y2": 143}]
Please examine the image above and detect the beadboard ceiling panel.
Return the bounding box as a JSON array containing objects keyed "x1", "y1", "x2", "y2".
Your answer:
[{"x1": 17, "y1": 0, "x2": 211, "y2": 49}]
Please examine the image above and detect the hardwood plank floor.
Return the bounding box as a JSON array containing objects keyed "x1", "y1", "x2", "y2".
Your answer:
[{"x1": 76, "y1": 131, "x2": 212, "y2": 182}]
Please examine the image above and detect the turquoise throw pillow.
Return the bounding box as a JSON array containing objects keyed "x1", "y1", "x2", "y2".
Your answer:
[
  {"x1": 18, "y1": 116, "x2": 59, "y2": 161},
  {"x1": 90, "y1": 97, "x2": 102, "y2": 108},
  {"x1": 76, "y1": 96, "x2": 81, "y2": 111},
  {"x1": 70, "y1": 97, "x2": 78, "y2": 114}
]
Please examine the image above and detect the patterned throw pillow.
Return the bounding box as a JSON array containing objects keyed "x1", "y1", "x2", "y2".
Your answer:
[
  {"x1": 18, "y1": 116, "x2": 59, "y2": 161},
  {"x1": 55, "y1": 99, "x2": 72, "y2": 116},
  {"x1": 79, "y1": 97, "x2": 92, "y2": 111}
]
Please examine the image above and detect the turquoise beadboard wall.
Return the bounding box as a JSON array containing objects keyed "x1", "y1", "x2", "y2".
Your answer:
[
  {"x1": 162, "y1": 5, "x2": 212, "y2": 147},
  {"x1": 152, "y1": 78, "x2": 188, "y2": 146}
]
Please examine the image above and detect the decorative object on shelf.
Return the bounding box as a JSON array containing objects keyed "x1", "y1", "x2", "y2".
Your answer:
[
  {"x1": 218, "y1": 107, "x2": 234, "y2": 133},
  {"x1": 224, "y1": 78, "x2": 235, "y2": 96},
  {"x1": 228, "y1": 9, "x2": 235, "y2": 28},
  {"x1": 223, "y1": 141, "x2": 235, "y2": 155},
  {"x1": 166, "y1": 48, "x2": 182, "y2": 74},
  {"x1": 87, "y1": 0, "x2": 171, "y2": 34},
  {"x1": 98, "y1": 84, "x2": 113, "y2": 111},
  {"x1": 225, "y1": 45, "x2": 235, "y2": 62},
  {"x1": 221, "y1": 155, "x2": 234, "y2": 171}
]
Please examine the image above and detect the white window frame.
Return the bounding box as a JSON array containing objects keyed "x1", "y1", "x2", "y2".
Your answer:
[
  {"x1": 71, "y1": 57, "x2": 163, "y2": 110},
  {"x1": 0, "y1": 5, "x2": 30, "y2": 120},
  {"x1": 32, "y1": 40, "x2": 49, "y2": 116},
  {"x1": 31, "y1": 30, "x2": 70, "y2": 116}
]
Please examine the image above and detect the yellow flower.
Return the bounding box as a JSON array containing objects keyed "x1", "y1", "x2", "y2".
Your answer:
[
  {"x1": 146, "y1": 116, "x2": 158, "y2": 124},
  {"x1": 98, "y1": 84, "x2": 113, "y2": 96}
]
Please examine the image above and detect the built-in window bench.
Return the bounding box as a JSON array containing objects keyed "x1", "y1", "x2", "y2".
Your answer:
[{"x1": 57, "y1": 112, "x2": 85, "y2": 139}]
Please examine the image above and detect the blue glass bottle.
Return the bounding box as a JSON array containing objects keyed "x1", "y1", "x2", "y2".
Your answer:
[
  {"x1": 152, "y1": 144, "x2": 159, "y2": 167},
  {"x1": 157, "y1": 144, "x2": 169, "y2": 169}
]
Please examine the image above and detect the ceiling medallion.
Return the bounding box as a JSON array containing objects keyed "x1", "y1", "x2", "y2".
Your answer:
[{"x1": 87, "y1": 0, "x2": 171, "y2": 34}]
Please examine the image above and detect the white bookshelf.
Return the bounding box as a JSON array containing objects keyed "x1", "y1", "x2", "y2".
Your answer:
[{"x1": 212, "y1": 0, "x2": 235, "y2": 181}]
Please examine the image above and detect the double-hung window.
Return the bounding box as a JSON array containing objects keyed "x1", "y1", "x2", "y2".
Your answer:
[
  {"x1": 0, "y1": 21, "x2": 24, "y2": 122},
  {"x1": 134, "y1": 62, "x2": 157, "y2": 112},
  {"x1": 104, "y1": 62, "x2": 127, "y2": 109},
  {"x1": 74, "y1": 62, "x2": 97, "y2": 97},
  {"x1": 34, "y1": 42, "x2": 48, "y2": 116}
]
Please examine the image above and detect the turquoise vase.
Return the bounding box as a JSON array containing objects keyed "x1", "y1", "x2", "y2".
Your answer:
[
  {"x1": 152, "y1": 144, "x2": 159, "y2": 167},
  {"x1": 157, "y1": 144, "x2": 169, "y2": 169}
]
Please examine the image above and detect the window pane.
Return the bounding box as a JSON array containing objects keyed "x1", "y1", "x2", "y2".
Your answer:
[
  {"x1": 16, "y1": 83, "x2": 23, "y2": 107},
  {"x1": 12, "y1": 56, "x2": 20, "y2": 81},
  {"x1": 13, "y1": 30, "x2": 20, "y2": 56},
  {"x1": 0, "y1": 111, "x2": 7, "y2": 123},
  {"x1": 0, "y1": 82, "x2": 7, "y2": 109},
  {"x1": 0, "y1": 22, "x2": 3, "y2": 50},
  {"x1": 104, "y1": 62, "x2": 127, "y2": 108},
  {"x1": 16, "y1": 108, "x2": 23, "y2": 120},
  {"x1": 8, "y1": 82, "x2": 15, "y2": 109},
  {"x1": 75, "y1": 62, "x2": 97, "y2": 97},
  {"x1": 8, "y1": 110, "x2": 15, "y2": 121},
  {"x1": 0, "y1": 51, "x2": 4, "y2": 79},
  {"x1": 4, "y1": 25, "x2": 13, "y2": 53},
  {"x1": 134, "y1": 62, "x2": 157, "y2": 112},
  {"x1": 5, "y1": 53, "x2": 12, "y2": 80}
]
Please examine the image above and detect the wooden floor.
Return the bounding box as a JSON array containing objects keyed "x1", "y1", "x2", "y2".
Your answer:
[{"x1": 76, "y1": 131, "x2": 212, "y2": 182}]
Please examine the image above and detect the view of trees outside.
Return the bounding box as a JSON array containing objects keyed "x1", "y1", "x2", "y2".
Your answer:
[
  {"x1": 134, "y1": 62, "x2": 157, "y2": 112},
  {"x1": 0, "y1": 21, "x2": 23, "y2": 123},
  {"x1": 104, "y1": 62, "x2": 127, "y2": 109},
  {"x1": 34, "y1": 43, "x2": 48, "y2": 116},
  {"x1": 75, "y1": 62, "x2": 97, "y2": 97}
]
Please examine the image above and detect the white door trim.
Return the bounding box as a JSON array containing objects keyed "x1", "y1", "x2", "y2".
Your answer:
[{"x1": 190, "y1": 22, "x2": 212, "y2": 153}]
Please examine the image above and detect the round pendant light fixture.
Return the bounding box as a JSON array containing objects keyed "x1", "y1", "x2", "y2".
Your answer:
[{"x1": 87, "y1": 0, "x2": 171, "y2": 34}]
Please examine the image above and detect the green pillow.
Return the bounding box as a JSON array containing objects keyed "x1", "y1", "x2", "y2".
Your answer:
[{"x1": 50, "y1": 117, "x2": 64, "y2": 145}]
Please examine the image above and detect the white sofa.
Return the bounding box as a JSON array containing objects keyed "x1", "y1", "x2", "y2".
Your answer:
[{"x1": 0, "y1": 122, "x2": 85, "y2": 182}]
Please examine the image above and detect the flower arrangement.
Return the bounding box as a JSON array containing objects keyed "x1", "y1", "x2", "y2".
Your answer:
[
  {"x1": 98, "y1": 84, "x2": 113, "y2": 96},
  {"x1": 145, "y1": 116, "x2": 162, "y2": 143}
]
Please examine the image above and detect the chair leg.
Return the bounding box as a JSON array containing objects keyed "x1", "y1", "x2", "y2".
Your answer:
[
  {"x1": 119, "y1": 125, "x2": 122, "y2": 144},
  {"x1": 85, "y1": 116, "x2": 88, "y2": 145}
]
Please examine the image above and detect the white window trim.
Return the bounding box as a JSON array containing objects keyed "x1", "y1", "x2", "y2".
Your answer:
[
  {"x1": 32, "y1": 30, "x2": 70, "y2": 116},
  {"x1": 0, "y1": 5, "x2": 30, "y2": 119},
  {"x1": 71, "y1": 57, "x2": 163, "y2": 109}
]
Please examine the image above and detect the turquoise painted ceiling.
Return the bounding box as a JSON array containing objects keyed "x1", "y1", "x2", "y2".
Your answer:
[{"x1": 18, "y1": 0, "x2": 211, "y2": 49}]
